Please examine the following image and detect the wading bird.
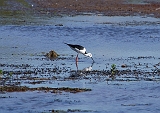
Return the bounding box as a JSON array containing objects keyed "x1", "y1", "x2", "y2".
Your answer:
[{"x1": 65, "y1": 43, "x2": 94, "y2": 63}]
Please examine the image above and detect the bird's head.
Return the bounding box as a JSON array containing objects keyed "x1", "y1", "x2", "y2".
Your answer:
[
  {"x1": 85, "y1": 53, "x2": 94, "y2": 62},
  {"x1": 85, "y1": 53, "x2": 92, "y2": 58}
]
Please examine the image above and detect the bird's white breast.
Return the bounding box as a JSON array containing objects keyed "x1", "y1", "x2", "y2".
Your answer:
[{"x1": 74, "y1": 47, "x2": 86, "y2": 54}]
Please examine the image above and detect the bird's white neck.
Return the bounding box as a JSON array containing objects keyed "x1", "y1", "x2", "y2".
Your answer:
[{"x1": 84, "y1": 53, "x2": 92, "y2": 58}]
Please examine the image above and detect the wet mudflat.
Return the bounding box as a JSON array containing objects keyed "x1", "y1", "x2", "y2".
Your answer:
[
  {"x1": 0, "y1": 15, "x2": 160, "y2": 113},
  {"x1": 0, "y1": 0, "x2": 160, "y2": 112}
]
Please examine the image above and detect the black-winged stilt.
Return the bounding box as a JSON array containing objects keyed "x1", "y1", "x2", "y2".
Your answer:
[{"x1": 65, "y1": 43, "x2": 94, "y2": 62}]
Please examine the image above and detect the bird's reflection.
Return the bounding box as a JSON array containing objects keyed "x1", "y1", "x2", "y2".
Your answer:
[
  {"x1": 82, "y1": 62, "x2": 94, "y2": 71},
  {"x1": 70, "y1": 62, "x2": 94, "y2": 77},
  {"x1": 76, "y1": 61, "x2": 94, "y2": 72}
]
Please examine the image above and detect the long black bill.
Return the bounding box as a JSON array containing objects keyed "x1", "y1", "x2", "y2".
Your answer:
[{"x1": 91, "y1": 57, "x2": 95, "y2": 62}]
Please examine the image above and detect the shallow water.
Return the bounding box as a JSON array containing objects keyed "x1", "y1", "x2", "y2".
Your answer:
[
  {"x1": 0, "y1": 15, "x2": 160, "y2": 113},
  {"x1": 1, "y1": 81, "x2": 160, "y2": 113}
]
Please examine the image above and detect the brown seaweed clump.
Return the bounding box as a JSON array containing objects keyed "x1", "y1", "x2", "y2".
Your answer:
[
  {"x1": 0, "y1": 86, "x2": 91, "y2": 93},
  {"x1": 46, "y1": 50, "x2": 59, "y2": 59}
]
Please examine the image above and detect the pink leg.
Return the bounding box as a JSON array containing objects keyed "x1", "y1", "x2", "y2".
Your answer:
[
  {"x1": 76, "y1": 54, "x2": 78, "y2": 70},
  {"x1": 76, "y1": 54, "x2": 78, "y2": 62}
]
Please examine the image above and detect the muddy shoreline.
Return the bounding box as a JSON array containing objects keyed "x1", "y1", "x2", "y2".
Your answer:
[
  {"x1": 0, "y1": 0, "x2": 160, "y2": 17},
  {"x1": 33, "y1": 0, "x2": 160, "y2": 17}
]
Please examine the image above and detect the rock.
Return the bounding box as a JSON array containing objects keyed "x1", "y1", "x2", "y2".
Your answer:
[
  {"x1": 46, "y1": 50, "x2": 59, "y2": 59},
  {"x1": 121, "y1": 64, "x2": 127, "y2": 68},
  {"x1": 55, "y1": 24, "x2": 63, "y2": 26}
]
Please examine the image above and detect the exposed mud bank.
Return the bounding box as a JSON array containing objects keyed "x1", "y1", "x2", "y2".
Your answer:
[
  {"x1": 0, "y1": 0, "x2": 160, "y2": 18},
  {"x1": 33, "y1": 0, "x2": 160, "y2": 17}
]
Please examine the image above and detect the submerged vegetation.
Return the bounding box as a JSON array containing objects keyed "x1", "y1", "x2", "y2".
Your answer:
[
  {"x1": 0, "y1": 70, "x2": 3, "y2": 75},
  {"x1": 110, "y1": 64, "x2": 117, "y2": 75}
]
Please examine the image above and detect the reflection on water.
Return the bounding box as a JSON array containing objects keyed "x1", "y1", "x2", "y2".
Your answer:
[
  {"x1": 82, "y1": 62, "x2": 94, "y2": 71},
  {"x1": 76, "y1": 59, "x2": 94, "y2": 71}
]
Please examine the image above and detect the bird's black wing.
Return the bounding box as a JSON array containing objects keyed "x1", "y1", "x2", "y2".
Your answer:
[{"x1": 65, "y1": 43, "x2": 84, "y2": 50}]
